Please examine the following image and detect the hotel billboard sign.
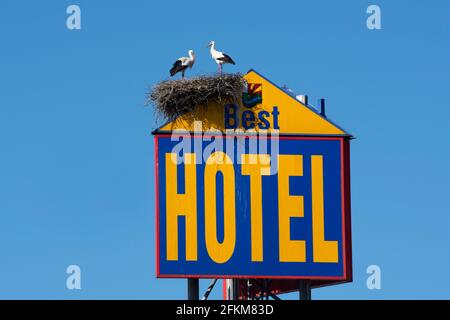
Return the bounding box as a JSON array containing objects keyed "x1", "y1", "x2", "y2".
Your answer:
[{"x1": 153, "y1": 70, "x2": 352, "y2": 290}]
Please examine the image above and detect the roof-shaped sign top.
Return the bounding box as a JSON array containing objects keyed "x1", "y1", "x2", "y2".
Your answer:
[{"x1": 153, "y1": 69, "x2": 352, "y2": 137}]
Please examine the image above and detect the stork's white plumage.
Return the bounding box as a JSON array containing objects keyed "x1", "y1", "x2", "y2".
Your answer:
[
  {"x1": 170, "y1": 50, "x2": 196, "y2": 79},
  {"x1": 207, "y1": 41, "x2": 236, "y2": 73}
]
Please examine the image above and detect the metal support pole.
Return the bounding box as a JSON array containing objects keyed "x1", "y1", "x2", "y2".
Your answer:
[
  {"x1": 202, "y1": 279, "x2": 218, "y2": 300},
  {"x1": 188, "y1": 278, "x2": 199, "y2": 300},
  {"x1": 227, "y1": 279, "x2": 239, "y2": 300},
  {"x1": 231, "y1": 279, "x2": 239, "y2": 300},
  {"x1": 299, "y1": 280, "x2": 312, "y2": 300}
]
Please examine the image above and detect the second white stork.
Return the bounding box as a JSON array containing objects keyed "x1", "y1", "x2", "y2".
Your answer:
[
  {"x1": 169, "y1": 50, "x2": 196, "y2": 79},
  {"x1": 207, "y1": 41, "x2": 236, "y2": 73}
]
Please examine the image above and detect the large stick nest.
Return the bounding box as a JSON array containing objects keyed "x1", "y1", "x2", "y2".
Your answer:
[{"x1": 147, "y1": 73, "x2": 246, "y2": 121}]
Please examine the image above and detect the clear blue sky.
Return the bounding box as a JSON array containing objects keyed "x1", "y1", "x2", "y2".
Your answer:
[{"x1": 1, "y1": 0, "x2": 449, "y2": 299}]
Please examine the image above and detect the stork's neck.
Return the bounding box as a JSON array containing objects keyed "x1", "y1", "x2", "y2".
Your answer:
[
  {"x1": 210, "y1": 43, "x2": 217, "y2": 54},
  {"x1": 189, "y1": 51, "x2": 195, "y2": 60}
]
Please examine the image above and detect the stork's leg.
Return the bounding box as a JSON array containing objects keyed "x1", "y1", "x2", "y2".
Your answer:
[
  {"x1": 182, "y1": 70, "x2": 185, "y2": 79},
  {"x1": 219, "y1": 64, "x2": 222, "y2": 74}
]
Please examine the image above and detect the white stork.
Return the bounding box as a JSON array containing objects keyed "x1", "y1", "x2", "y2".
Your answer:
[
  {"x1": 169, "y1": 50, "x2": 196, "y2": 79},
  {"x1": 207, "y1": 41, "x2": 236, "y2": 73}
]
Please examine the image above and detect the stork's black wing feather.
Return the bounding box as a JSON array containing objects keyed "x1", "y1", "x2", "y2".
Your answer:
[
  {"x1": 170, "y1": 59, "x2": 187, "y2": 77},
  {"x1": 217, "y1": 53, "x2": 236, "y2": 65}
]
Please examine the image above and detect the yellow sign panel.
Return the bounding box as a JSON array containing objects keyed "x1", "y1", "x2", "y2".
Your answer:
[{"x1": 156, "y1": 69, "x2": 349, "y2": 136}]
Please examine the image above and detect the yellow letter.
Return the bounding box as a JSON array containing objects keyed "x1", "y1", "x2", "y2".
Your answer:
[
  {"x1": 165, "y1": 153, "x2": 197, "y2": 261},
  {"x1": 278, "y1": 155, "x2": 306, "y2": 262},
  {"x1": 312, "y1": 155, "x2": 338, "y2": 263},
  {"x1": 241, "y1": 154, "x2": 270, "y2": 262},
  {"x1": 204, "y1": 152, "x2": 236, "y2": 264}
]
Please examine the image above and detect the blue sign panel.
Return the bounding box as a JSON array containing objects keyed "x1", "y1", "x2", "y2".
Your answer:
[{"x1": 155, "y1": 135, "x2": 349, "y2": 280}]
